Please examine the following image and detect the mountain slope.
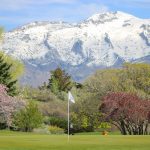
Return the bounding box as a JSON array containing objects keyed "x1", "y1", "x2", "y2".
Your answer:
[{"x1": 1, "y1": 11, "x2": 150, "y2": 86}]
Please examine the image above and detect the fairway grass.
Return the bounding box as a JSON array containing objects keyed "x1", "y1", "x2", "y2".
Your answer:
[{"x1": 0, "y1": 132, "x2": 149, "y2": 150}]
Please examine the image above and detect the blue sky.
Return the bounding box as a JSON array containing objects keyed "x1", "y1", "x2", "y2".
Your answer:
[{"x1": 0, "y1": 0, "x2": 150, "y2": 31}]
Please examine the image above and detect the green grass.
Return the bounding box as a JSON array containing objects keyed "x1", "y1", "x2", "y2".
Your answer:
[
  {"x1": 76, "y1": 131, "x2": 121, "y2": 135},
  {"x1": 0, "y1": 131, "x2": 149, "y2": 150}
]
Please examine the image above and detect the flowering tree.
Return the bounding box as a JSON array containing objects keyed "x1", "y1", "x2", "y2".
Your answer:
[
  {"x1": 99, "y1": 92, "x2": 150, "y2": 135},
  {"x1": 0, "y1": 84, "x2": 25, "y2": 128}
]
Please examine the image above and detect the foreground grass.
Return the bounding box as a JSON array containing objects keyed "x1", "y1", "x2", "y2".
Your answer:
[{"x1": 0, "y1": 131, "x2": 149, "y2": 150}]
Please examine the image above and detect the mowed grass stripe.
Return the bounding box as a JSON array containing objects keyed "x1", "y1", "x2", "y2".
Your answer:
[{"x1": 0, "y1": 133, "x2": 149, "y2": 150}]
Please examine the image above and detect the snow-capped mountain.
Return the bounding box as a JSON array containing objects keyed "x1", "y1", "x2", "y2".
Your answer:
[{"x1": 1, "y1": 11, "x2": 150, "y2": 86}]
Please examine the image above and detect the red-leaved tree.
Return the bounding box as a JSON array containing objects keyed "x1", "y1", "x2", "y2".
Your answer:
[{"x1": 99, "y1": 92, "x2": 150, "y2": 135}]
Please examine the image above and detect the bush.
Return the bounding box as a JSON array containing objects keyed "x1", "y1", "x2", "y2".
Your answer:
[
  {"x1": 44, "y1": 117, "x2": 67, "y2": 130},
  {"x1": 48, "y1": 126, "x2": 64, "y2": 134},
  {"x1": 33, "y1": 125, "x2": 50, "y2": 134},
  {"x1": 40, "y1": 100, "x2": 67, "y2": 118},
  {"x1": 98, "y1": 122, "x2": 111, "y2": 132}
]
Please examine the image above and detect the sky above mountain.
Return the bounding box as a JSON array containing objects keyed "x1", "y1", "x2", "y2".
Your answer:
[{"x1": 0, "y1": 0, "x2": 150, "y2": 31}]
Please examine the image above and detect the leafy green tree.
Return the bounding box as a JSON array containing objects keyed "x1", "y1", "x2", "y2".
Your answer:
[
  {"x1": 47, "y1": 67, "x2": 73, "y2": 94},
  {"x1": 14, "y1": 101, "x2": 43, "y2": 132},
  {"x1": 0, "y1": 52, "x2": 24, "y2": 80},
  {"x1": 119, "y1": 63, "x2": 150, "y2": 97},
  {"x1": 85, "y1": 63, "x2": 150, "y2": 99},
  {"x1": 71, "y1": 89, "x2": 102, "y2": 132}
]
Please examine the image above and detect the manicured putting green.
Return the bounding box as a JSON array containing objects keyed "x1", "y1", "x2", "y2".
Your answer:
[{"x1": 0, "y1": 132, "x2": 149, "y2": 150}]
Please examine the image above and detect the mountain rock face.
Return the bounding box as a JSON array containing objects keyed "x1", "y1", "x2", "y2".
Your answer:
[{"x1": 1, "y1": 11, "x2": 150, "y2": 86}]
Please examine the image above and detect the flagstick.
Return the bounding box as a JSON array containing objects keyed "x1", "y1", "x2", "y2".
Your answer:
[{"x1": 68, "y1": 95, "x2": 70, "y2": 142}]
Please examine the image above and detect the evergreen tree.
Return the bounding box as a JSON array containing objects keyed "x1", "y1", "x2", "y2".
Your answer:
[
  {"x1": 47, "y1": 67, "x2": 72, "y2": 93},
  {"x1": 0, "y1": 55, "x2": 17, "y2": 96}
]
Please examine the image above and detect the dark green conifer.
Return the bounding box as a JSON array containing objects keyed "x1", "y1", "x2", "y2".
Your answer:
[
  {"x1": 47, "y1": 67, "x2": 72, "y2": 93},
  {"x1": 0, "y1": 55, "x2": 17, "y2": 96}
]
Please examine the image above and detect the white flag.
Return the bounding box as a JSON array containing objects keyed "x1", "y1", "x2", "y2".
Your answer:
[{"x1": 68, "y1": 91, "x2": 75, "y2": 103}]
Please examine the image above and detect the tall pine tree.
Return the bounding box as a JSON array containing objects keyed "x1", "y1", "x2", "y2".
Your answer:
[
  {"x1": 0, "y1": 55, "x2": 17, "y2": 96},
  {"x1": 47, "y1": 67, "x2": 72, "y2": 94}
]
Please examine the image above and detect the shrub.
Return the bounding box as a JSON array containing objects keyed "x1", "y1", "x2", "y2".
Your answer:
[
  {"x1": 40, "y1": 100, "x2": 67, "y2": 118},
  {"x1": 44, "y1": 117, "x2": 67, "y2": 130},
  {"x1": 33, "y1": 125, "x2": 50, "y2": 134},
  {"x1": 98, "y1": 122, "x2": 111, "y2": 132},
  {"x1": 48, "y1": 126, "x2": 64, "y2": 134}
]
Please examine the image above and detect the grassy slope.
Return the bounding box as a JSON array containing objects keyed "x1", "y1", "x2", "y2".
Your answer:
[{"x1": 0, "y1": 131, "x2": 149, "y2": 150}]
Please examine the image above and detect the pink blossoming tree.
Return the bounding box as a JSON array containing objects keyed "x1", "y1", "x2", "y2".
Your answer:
[{"x1": 0, "y1": 84, "x2": 25, "y2": 128}]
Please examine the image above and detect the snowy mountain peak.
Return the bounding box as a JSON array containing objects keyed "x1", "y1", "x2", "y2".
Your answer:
[
  {"x1": 86, "y1": 11, "x2": 135, "y2": 24},
  {"x1": 1, "y1": 11, "x2": 150, "y2": 86},
  {"x1": 12, "y1": 21, "x2": 72, "y2": 33}
]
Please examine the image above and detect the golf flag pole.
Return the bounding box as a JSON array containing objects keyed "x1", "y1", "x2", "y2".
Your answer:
[
  {"x1": 68, "y1": 91, "x2": 75, "y2": 142},
  {"x1": 68, "y1": 94, "x2": 70, "y2": 142}
]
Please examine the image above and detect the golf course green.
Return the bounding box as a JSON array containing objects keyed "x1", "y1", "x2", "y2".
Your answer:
[{"x1": 0, "y1": 131, "x2": 149, "y2": 150}]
